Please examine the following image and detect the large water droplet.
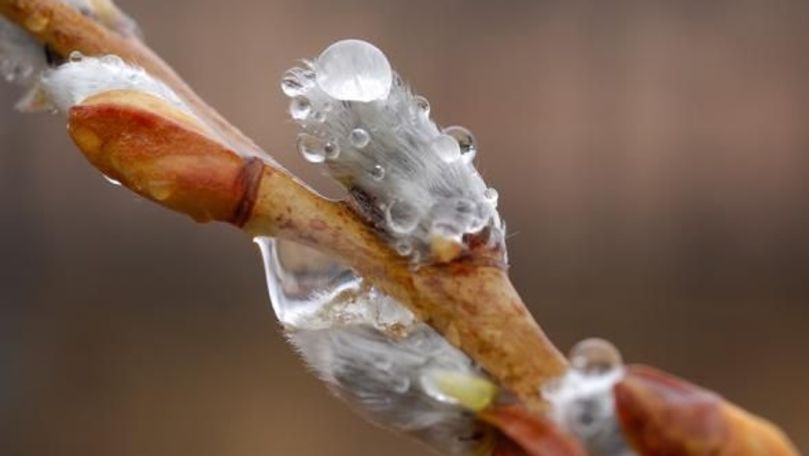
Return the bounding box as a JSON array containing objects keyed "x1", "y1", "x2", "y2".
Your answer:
[
  {"x1": 68, "y1": 50, "x2": 84, "y2": 62},
  {"x1": 443, "y1": 126, "x2": 477, "y2": 163},
  {"x1": 315, "y1": 39, "x2": 393, "y2": 102},
  {"x1": 431, "y1": 134, "x2": 461, "y2": 163},
  {"x1": 297, "y1": 133, "x2": 328, "y2": 163},
  {"x1": 386, "y1": 200, "x2": 420, "y2": 234},
  {"x1": 350, "y1": 128, "x2": 371, "y2": 149},
  {"x1": 289, "y1": 96, "x2": 312, "y2": 120},
  {"x1": 569, "y1": 338, "x2": 623, "y2": 375}
]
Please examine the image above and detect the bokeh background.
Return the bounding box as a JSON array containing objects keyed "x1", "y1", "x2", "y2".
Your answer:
[{"x1": 1, "y1": 0, "x2": 807, "y2": 454}]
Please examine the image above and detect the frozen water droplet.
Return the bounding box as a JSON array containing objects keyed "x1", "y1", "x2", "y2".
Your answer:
[
  {"x1": 297, "y1": 133, "x2": 328, "y2": 163},
  {"x1": 443, "y1": 126, "x2": 477, "y2": 163},
  {"x1": 315, "y1": 39, "x2": 393, "y2": 102},
  {"x1": 370, "y1": 164, "x2": 385, "y2": 181},
  {"x1": 349, "y1": 128, "x2": 370, "y2": 149},
  {"x1": 414, "y1": 95, "x2": 430, "y2": 117},
  {"x1": 386, "y1": 201, "x2": 420, "y2": 234},
  {"x1": 569, "y1": 338, "x2": 623, "y2": 375},
  {"x1": 68, "y1": 51, "x2": 84, "y2": 62},
  {"x1": 289, "y1": 96, "x2": 311, "y2": 120},
  {"x1": 324, "y1": 141, "x2": 340, "y2": 160},
  {"x1": 431, "y1": 134, "x2": 461, "y2": 163},
  {"x1": 484, "y1": 188, "x2": 499, "y2": 205}
]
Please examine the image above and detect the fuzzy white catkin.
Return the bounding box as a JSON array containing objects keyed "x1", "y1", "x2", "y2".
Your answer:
[
  {"x1": 40, "y1": 54, "x2": 191, "y2": 114},
  {"x1": 282, "y1": 40, "x2": 505, "y2": 263},
  {"x1": 255, "y1": 237, "x2": 492, "y2": 455}
]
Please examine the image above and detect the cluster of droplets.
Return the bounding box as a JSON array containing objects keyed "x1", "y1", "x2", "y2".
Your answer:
[
  {"x1": 543, "y1": 338, "x2": 637, "y2": 456},
  {"x1": 281, "y1": 39, "x2": 504, "y2": 263},
  {"x1": 255, "y1": 237, "x2": 493, "y2": 455}
]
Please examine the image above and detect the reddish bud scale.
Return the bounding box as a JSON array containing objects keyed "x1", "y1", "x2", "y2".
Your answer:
[
  {"x1": 67, "y1": 90, "x2": 262, "y2": 224},
  {"x1": 615, "y1": 366, "x2": 801, "y2": 456}
]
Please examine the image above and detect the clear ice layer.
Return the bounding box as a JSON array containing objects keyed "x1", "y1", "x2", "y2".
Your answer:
[
  {"x1": 255, "y1": 237, "x2": 492, "y2": 455},
  {"x1": 281, "y1": 39, "x2": 504, "y2": 263}
]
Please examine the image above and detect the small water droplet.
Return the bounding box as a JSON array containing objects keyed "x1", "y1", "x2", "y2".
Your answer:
[
  {"x1": 280, "y1": 69, "x2": 312, "y2": 97},
  {"x1": 370, "y1": 164, "x2": 385, "y2": 181},
  {"x1": 414, "y1": 95, "x2": 430, "y2": 117},
  {"x1": 443, "y1": 126, "x2": 477, "y2": 163},
  {"x1": 569, "y1": 338, "x2": 623, "y2": 375},
  {"x1": 68, "y1": 51, "x2": 84, "y2": 62},
  {"x1": 324, "y1": 141, "x2": 340, "y2": 160},
  {"x1": 297, "y1": 133, "x2": 328, "y2": 163},
  {"x1": 484, "y1": 188, "x2": 499, "y2": 205},
  {"x1": 349, "y1": 128, "x2": 370, "y2": 149},
  {"x1": 315, "y1": 39, "x2": 393, "y2": 102},
  {"x1": 394, "y1": 239, "x2": 413, "y2": 256},
  {"x1": 289, "y1": 96, "x2": 311, "y2": 120},
  {"x1": 386, "y1": 201, "x2": 420, "y2": 234},
  {"x1": 100, "y1": 55, "x2": 124, "y2": 66},
  {"x1": 431, "y1": 134, "x2": 461, "y2": 163}
]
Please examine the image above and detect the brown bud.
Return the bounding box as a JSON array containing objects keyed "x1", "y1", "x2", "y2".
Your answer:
[{"x1": 68, "y1": 90, "x2": 263, "y2": 224}]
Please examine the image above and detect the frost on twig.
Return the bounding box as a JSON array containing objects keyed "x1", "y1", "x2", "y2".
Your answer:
[{"x1": 283, "y1": 40, "x2": 504, "y2": 264}]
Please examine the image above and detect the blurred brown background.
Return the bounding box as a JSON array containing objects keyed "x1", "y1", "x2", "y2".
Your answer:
[{"x1": 1, "y1": 0, "x2": 807, "y2": 454}]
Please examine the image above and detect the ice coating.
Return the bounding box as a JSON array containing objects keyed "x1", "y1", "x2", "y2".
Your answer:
[
  {"x1": 543, "y1": 338, "x2": 637, "y2": 456},
  {"x1": 281, "y1": 39, "x2": 504, "y2": 263},
  {"x1": 255, "y1": 237, "x2": 493, "y2": 455}
]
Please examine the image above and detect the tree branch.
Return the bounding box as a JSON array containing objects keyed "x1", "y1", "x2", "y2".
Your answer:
[{"x1": 0, "y1": 0, "x2": 567, "y2": 407}]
